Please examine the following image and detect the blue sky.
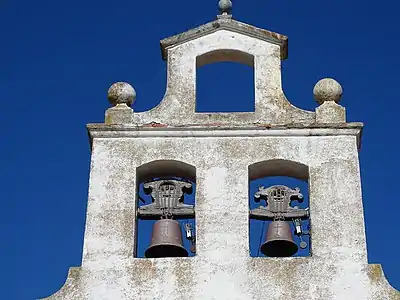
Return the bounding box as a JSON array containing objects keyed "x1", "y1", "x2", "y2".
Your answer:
[{"x1": 2, "y1": 0, "x2": 400, "y2": 299}]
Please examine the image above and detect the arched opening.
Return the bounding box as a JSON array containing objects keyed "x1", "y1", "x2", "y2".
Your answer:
[
  {"x1": 196, "y1": 49, "x2": 255, "y2": 113},
  {"x1": 135, "y1": 160, "x2": 197, "y2": 258},
  {"x1": 248, "y1": 160, "x2": 311, "y2": 258}
]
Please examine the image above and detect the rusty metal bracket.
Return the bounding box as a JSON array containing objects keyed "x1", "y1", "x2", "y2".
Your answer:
[
  {"x1": 137, "y1": 178, "x2": 195, "y2": 219},
  {"x1": 249, "y1": 185, "x2": 309, "y2": 221}
]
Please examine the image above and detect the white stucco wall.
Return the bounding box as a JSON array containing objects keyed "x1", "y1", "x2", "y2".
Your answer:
[{"x1": 42, "y1": 126, "x2": 399, "y2": 299}]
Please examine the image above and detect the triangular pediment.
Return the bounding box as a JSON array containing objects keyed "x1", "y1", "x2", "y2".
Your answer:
[{"x1": 160, "y1": 17, "x2": 288, "y2": 60}]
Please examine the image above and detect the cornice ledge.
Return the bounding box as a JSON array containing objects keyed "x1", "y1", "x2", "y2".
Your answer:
[{"x1": 87, "y1": 122, "x2": 363, "y2": 148}]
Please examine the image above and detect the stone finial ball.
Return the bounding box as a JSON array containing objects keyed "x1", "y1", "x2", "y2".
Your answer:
[
  {"x1": 107, "y1": 82, "x2": 136, "y2": 106},
  {"x1": 313, "y1": 78, "x2": 343, "y2": 105},
  {"x1": 218, "y1": 0, "x2": 232, "y2": 13}
]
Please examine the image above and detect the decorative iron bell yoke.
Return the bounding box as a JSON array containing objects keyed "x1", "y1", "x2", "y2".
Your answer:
[
  {"x1": 137, "y1": 178, "x2": 196, "y2": 258},
  {"x1": 249, "y1": 185, "x2": 310, "y2": 257}
]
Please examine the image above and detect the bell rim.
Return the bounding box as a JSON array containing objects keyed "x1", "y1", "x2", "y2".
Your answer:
[
  {"x1": 144, "y1": 243, "x2": 189, "y2": 258},
  {"x1": 260, "y1": 240, "x2": 299, "y2": 257}
]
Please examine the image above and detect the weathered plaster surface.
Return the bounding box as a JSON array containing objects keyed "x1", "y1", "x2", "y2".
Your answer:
[
  {"x1": 40, "y1": 12, "x2": 399, "y2": 300},
  {"x1": 316, "y1": 102, "x2": 346, "y2": 123},
  {"x1": 41, "y1": 129, "x2": 399, "y2": 299},
  {"x1": 104, "y1": 18, "x2": 345, "y2": 128},
  {"x1": 106, "y1": 27, "x2": 316, "y2": 126}
]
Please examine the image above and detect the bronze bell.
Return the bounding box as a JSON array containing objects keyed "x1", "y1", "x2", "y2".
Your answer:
[
  {"x1": 261, "y1": 220, "x2": 298, "y2": 257},
  {"x1": 145, "y1": 219, "x2": 188, "y2": 258}
]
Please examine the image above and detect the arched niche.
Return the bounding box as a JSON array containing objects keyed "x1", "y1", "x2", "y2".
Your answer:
[
  {"x1": 135, "y1": 160, "x2": 197, "y2": 258},
  {"x1": 248, "y1": 159, "x2": 311, "y2": 258}
]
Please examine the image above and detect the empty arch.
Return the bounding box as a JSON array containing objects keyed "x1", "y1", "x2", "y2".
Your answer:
[{"x1": 196, "y1": 49, "x2": 255, "y2": 113}]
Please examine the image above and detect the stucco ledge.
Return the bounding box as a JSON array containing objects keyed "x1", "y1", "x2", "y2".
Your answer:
[{"x1": 86, "y1": 122, "x2": 364, "y2": 150}]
